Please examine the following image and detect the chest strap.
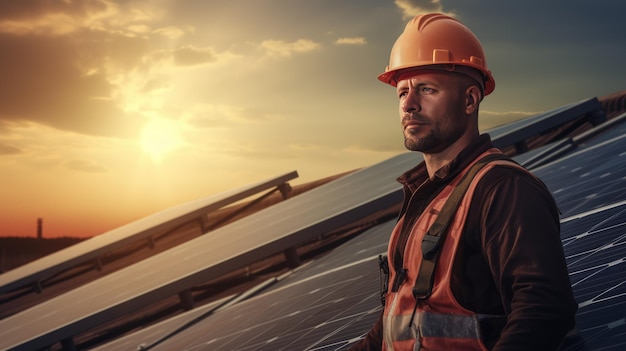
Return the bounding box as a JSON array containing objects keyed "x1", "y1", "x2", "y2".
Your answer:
[{"x1": 412, "y1": 153, "x2": 515, "y2": 300}]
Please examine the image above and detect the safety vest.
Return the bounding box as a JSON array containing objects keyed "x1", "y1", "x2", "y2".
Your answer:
[{"x1": 382, "y1": 148, "x2": 523, "y2": 351}]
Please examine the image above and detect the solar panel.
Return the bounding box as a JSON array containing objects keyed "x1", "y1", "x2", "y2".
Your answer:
[
  {"x1": 560, "y1": 202, "x2": 626, "y2": 351},
  {"x1": 516, "y1": 117, "x2": 626, "y2": 350},
  {"x1": 148, "y1": 257, "x2": 381, "y2": 351},
  {"x1": 84, "y1": 295, "x2": 233, "y2": 351},
  {"x1": 488, "y1": 97, "x2": 603, "y2": 150},
  {"x1": 532, "y1": 130, "x2": 626, "y2": 217},
  {"x1": 521, "y1": 111, "x2": 626, "y2": 170},
  {"x1": 0, "y1": 171, "x2": 298, "y2": 296}
]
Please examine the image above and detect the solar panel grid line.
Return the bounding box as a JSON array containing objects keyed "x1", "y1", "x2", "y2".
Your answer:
[
  {"x1": 135, "y1": 276, "x2": 286, "y2": 351},
  {"x1": 299, "y1": 314, "x2": 362, "y2": 351},
  {"x1": 567, "y1": 227, "x2": 626, "y2": 268},
  {"x1": 533, "y1": 129, "x2": 626, "y2": 177},
  {"x1": 287, "y1": 296, "x2": 370, "y2": 350},
  {"x1": 89, "y1": 295, "x2": 234, "y2": 351},
  {"x1": 227, "y1": 278, "x2": 372, "y2": 350},
  {"x1": 0, "y1": 170, "x2": 299, "y2": 295},
  {"x1": 558, "y1": 201, "x2": 626, "y2": 351},
  {"x1": 519, "y1": 137, "x2": 576, "y2": 169},
  {"x1": 579, "y1": 277, "x2": 626, "y2": 309},
  {"x1": 300, "y1": 295, "x2": 383, "y2": 351},
  {"x1": 145, "y1": 226, "x2": 386, "y2": 350},
  {"x1": 533, "y1": 139, "x2": 626, "y2": 217},
  {"x1": 261, "y1": 254, "x2": 383, "y2": 297},
  {"x1": 560, "y1": 200, "x2": 626, "y2": 226},
  {"x1": 516, "y1": 129, "x2": 624, "y2": 183},
  {"x1": 571, "y1": 111, "x2": 626, "y2": 146},
  {"x1": 154, "y1": 261, "x2": 379, "y2": 351}
]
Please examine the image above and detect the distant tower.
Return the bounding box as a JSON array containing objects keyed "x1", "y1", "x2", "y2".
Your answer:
[{"x1": 37, "y1": 218, "x2": 43, "y2": 239}]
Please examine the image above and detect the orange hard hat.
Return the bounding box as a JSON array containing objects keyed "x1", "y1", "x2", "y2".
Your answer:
[{"x1": 378, "y1": 13, "x2": 495, "y2": 96}]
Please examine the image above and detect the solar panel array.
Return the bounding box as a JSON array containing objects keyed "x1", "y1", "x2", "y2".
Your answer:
[
  {"x1": 0, "y1": 170, "x2": 298, "y2": 295},
  {"x1": 0, "y1": 153, "x2": 405, "y2": 350},
  {"x1": 93, "y1": 220, "x2": 392, "y2": 351},
  {"x1": 2, "y1": 99, "x2": 622, "y2": 351},
  {"x1": 86, "y1": 101, "x2": 626, "y2": 351}
]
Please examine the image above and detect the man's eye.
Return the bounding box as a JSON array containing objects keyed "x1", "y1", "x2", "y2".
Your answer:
[
  {"x1": 398, "y1": 91, "x2": 408, "y2": 99},
  {"x1": 421, "y1": 87, "x2": 434, "y2": 94}
]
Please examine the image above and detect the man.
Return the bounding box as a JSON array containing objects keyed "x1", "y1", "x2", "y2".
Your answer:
[{"x1": 349, "y1": 13, "x2": 577, "y2": 350}]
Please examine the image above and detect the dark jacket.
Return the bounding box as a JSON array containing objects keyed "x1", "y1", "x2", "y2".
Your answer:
[{"x1": 350, "y1": 134, "x2": 577, "y2": 351}]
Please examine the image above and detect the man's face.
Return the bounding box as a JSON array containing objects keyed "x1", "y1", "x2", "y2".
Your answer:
[{"x1": 396, "y1": 71, "x2": 468, "y2": 154}]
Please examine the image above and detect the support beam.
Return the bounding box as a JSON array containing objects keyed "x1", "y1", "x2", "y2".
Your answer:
[
  {"x1": 34, "y1": 280, "x2": 43, "y2": 294},
  {"x1": 277, "y1": 183, "x2": 292, "y2": 199},
  {"x1": 147, "y1": 236, "x2": 156, "y2": 249},
  {"x1": 514, "y1": 141, "x2": 528, "y2": 154},
  {"x1": 94, "y1": 257, "x2": 103, "y2": 272},
  {"x1": 198, "y1": 215, "x2": 211, "y2": 234},
  {"x1": 178, "y1": 289, "x2": 195, "y2": 311},
  {"x1": 283, "y1": 246, "x2": 301, "y2": 269},
  {"x1": 589, "y1": 109, "x2": 607, "y2": 126},
  {"x1": 60, "y1": 337, "x2": 76, "y2": 351}
]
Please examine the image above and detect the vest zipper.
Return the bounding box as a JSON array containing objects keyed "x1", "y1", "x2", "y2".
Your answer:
[{"x1": 391, "y1": 268, "x2": 407, "y2": 292}]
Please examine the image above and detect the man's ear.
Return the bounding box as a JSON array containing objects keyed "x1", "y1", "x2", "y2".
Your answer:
[{"x1": 465, "y1": 85, "x2": 481, "y2": 115}]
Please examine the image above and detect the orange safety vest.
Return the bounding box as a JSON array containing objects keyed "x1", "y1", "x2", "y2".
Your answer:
[{"x1": 382, "y1": 149, "x2": 523, "y2": 351}]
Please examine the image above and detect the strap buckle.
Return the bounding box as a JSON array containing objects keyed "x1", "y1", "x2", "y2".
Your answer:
[{"x1": 421, "y1": 232, "x2": 441, "y2": 260}]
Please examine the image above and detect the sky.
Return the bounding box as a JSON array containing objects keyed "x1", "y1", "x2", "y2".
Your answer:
[{"x1": 1, "y1": 0, "x2": 625, "y2": 238}]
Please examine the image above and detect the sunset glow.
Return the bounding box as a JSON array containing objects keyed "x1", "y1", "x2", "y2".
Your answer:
[
  {"x1": 0, "y1": 1, "x2": 624, "y2": 238},
  {"x1": 140, "y1": 119, "x2": 186, "y2": 163}
]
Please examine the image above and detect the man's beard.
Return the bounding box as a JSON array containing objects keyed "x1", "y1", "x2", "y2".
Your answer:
[
  {"x1": 404, "y1": 133, "x2": 438, "y2": 153},
  {"x1": 403, "y1": 120, "x2": 466, "y2": 154}
]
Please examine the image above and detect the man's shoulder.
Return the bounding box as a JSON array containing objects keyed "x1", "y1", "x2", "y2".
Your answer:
[{"x1": 477, "y1": 160, "x2": 551, "y2": 195}]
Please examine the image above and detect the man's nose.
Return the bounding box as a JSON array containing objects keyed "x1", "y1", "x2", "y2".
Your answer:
[{"x1": 401, "y1": 91, "x2": 420, "y2": 114}]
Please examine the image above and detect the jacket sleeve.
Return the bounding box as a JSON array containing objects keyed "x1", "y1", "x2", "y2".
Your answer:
[
  {"x1": 479, "y1": 168, "x2": 578, "y2": 351},
  {"x1": 347, "y1": 312, "x2": 383, "y2": 350}
]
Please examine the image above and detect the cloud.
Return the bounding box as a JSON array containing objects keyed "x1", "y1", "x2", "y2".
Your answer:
[
  {"x1": 0, "y1": 0, "x2": 131, "y2": 36},
  {"x1": 394, "y1": 0, "x2": 453, "y2": 19},
  {"x1": 0, "y1": 143, "x2": 22, "y2": 155},
  {"x1": 260, "y1": 39, "x2": 320, "y2": 57},
  {"x1": 335, "y1": 37, "x2": 367, "y2": 45},
  {"x1": 173, "y1": 45, "x2": 218, "y2": 66},
  {"x1": 186, "y1": 104, "x2": 277, "y2": 130},
  {"x1": 0, "y1": 31, "x2": 145, "y2": 137},
  {"x1": 153, "y1": 26, "x2": 186, "y2": 40},
  {"x1": 63, "y1": 159, "x2": 108, "y2": 173},
  {"x1": 0, "y1": 0, "x2": 181, "y2": 138}
]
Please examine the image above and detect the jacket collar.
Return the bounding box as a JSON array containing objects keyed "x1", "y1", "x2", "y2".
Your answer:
[{"x1": 397, "y1": 134, "x2": 495, "y2": 191}]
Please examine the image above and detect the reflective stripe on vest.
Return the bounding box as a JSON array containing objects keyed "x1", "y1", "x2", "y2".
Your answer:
[
  {"x1": 386, "y1": 312, "x2": 482, "y2": 342},
  {"x1": 383, "y1": 148, "x2": 524, "y2": 351}
]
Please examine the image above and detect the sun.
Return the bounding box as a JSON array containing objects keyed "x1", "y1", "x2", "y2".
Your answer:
[{"x1": 140, "y1": 118, "x2": 185, "y2": 162}]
